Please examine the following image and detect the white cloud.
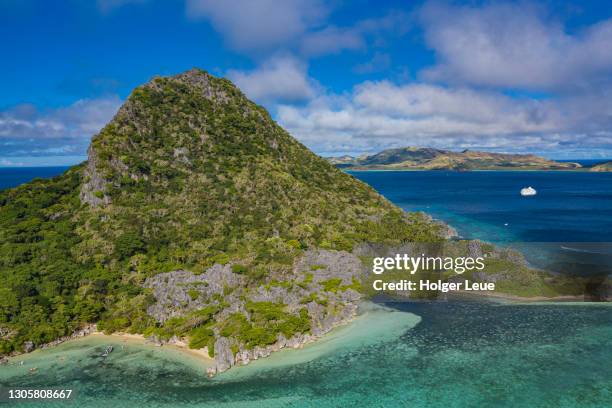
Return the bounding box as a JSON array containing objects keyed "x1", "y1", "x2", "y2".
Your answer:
[
  {"x1": 300, "y1": 26, "x2": 365, "y2": 56},
  {"x1": 186, "y1": 0, "x2": 327, "y2": 52},
  {"x1": 299, "y1": 12, "x2": 411, "y2": 58},
  {"x1": 419, "y1": 1, "x2": 612, "y2": 91},
  {"x1": 276, "y1": 80, "x2": 612, "y2": 157},
  {"x1": 187, "y1": 0, "x2": 410, "y2": 60},
  {"x1": 228, "y1": 56, "x2": 317, "y2": 102},
  {"x1": 0, "y1": 96, "x2": 122, "y2": 157}
]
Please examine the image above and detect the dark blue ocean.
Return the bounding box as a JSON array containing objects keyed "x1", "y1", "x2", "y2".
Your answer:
[
  {"x1": 350, "y1": 170, "x2": 612, "y2": 243},
  {"x1": 0, "y1": 167, "x2": 68, "y2": 190},
  {"x1": 350, "y1": 170, "x2": 612, "y2": 276}
]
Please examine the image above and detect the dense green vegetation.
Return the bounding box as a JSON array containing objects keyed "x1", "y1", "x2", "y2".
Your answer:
[
  {"x1": 0, "y1": 167, "x2": 148, "y2": 353},
  {"x1": 77, "y1": 70, "x2": 440, "y2": 276},
  {"x1": 219, "y1": 302, "x2": 310, "y2": 351},
  {"x1": 0, "y1": 69, "x2": 442, "y2": 355}
]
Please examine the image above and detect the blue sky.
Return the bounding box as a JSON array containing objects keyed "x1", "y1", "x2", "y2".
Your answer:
[{"x1": 2, "y1": 0, "x2": 612, "y2": 166}]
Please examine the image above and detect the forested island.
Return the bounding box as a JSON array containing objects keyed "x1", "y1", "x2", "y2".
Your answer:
[
  {"x1": 327, "y1": 147, "x2": 583, "y2": 170},
  {"x1": 0, "y1": 69, "x2": 607, "y2": 375}
]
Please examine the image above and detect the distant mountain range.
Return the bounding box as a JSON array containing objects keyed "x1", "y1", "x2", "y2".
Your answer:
[{"x1": 326, "y1": 147, "x2": 583, "y2": 170}]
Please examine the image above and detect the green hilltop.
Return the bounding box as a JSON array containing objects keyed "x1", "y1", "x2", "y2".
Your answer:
[{"x1": 77, "y1": 69, "x2": 438, "y2": 267}]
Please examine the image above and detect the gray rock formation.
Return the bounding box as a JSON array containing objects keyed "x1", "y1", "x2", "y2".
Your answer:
[
  {"x1": 213, "y1": 337, "x2": 234, "y2": 372},
  {"x1": 142, "y1": 248, "x2": 366, "y2": 375},
  {"x1": 294, "y1": 249, "x2": 367, "y2": 284},
  {"x1": 80, "y1": 146, "x2": 112, "y2": 207},
  {"x1": 143, "y1": 264, "x2": 243, "y2": 322},
  {"x1": 23, "y1": 341, "x2": 34, "y2": 353}
]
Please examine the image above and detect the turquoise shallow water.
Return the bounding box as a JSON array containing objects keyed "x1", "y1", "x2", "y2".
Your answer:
[
  {"x1": 1, "y1": 169, "x2": 611, "y2": 407},
  {"x1": 0, "y1": 301, "x2": 610, "y2": 407}
]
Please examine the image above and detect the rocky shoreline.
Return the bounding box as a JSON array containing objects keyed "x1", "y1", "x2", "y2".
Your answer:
[
  {"x1": 206, "y1": 304, "x2": 357, "y2": 376},
  {"x1": 0, "y1": 306, "x2": 359, "y2": 378},
  {"x1": 0, "y1": 324, "x2": 97, "y2": 365},
  {"x1": 6, "y1": 219, "x2": 607, "y2": 372},
  {"x1": 143, "y1": 248, "x2": 366, "y2": 376},
  {"x1": 2, "y1": 248, "x2": 366, "y2": 374}
]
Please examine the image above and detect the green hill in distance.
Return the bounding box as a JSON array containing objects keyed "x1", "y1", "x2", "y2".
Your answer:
[
  {"x1": 327, "y1": 147, "x2": 582, "y2": 170},
  {"x1": 590, "y1": 161, "x2": 612, "y2": 171}
]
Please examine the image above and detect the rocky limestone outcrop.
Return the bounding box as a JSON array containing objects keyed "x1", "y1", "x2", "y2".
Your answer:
[
  {"x1": 143, "y1": 264, "x2": 243, "y2": 322},
  {"x1": 294, "y1": 248, "x2": 367, "y2": 283},
  {"x1": 142, "y1": 248, "x2": 366, "y2": 375},
  {"x1": 213, "y1": 336, "x2": 234, "y2": 372},
  {"x1": 80, "y1": 146, "x2": 112, "y2": 207},
  {"x1": 207, "y1": 315, "x2": 355, "y2": 376}
]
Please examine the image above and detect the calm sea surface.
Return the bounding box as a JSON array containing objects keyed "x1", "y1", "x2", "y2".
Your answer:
[
  {"x1": 1, "y1": 167, "x2": 611, "y2": 407},
  {"x1": 0, "y1": 167, "x2": 68, "y2": 190},
  {"x1": 351, "y1": 170, "x2": 612, "y2": 276},
  {"x1": 350, "y1": 170, "x2": 612, "y2": 243}
]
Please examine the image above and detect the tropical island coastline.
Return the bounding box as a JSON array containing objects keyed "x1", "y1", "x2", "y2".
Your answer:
[
  {"x1": 2, "y1": 284, "x2": 603, "y2": 379},
  {"x1": 1, "y1": 69, "x2": 610, "y2": 379},
  {"x1": 0, "y1": 69, "x2": 443, "y2": 376},
  {"x1": 1, "y1": 301, "x2": 421, "y2": 378}
]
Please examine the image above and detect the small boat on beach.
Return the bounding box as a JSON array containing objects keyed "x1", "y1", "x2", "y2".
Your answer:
[{"x1": 520, "y1": 186, "x2": 537, "y2": 196}]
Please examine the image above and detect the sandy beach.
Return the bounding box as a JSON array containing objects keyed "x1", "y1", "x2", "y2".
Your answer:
[
  {"x1": 2, "y1": 302, "x2": 419, "y2": 380},
  {"x1": 87, "y1": 331, "x2": 216, "y2": 364}
]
